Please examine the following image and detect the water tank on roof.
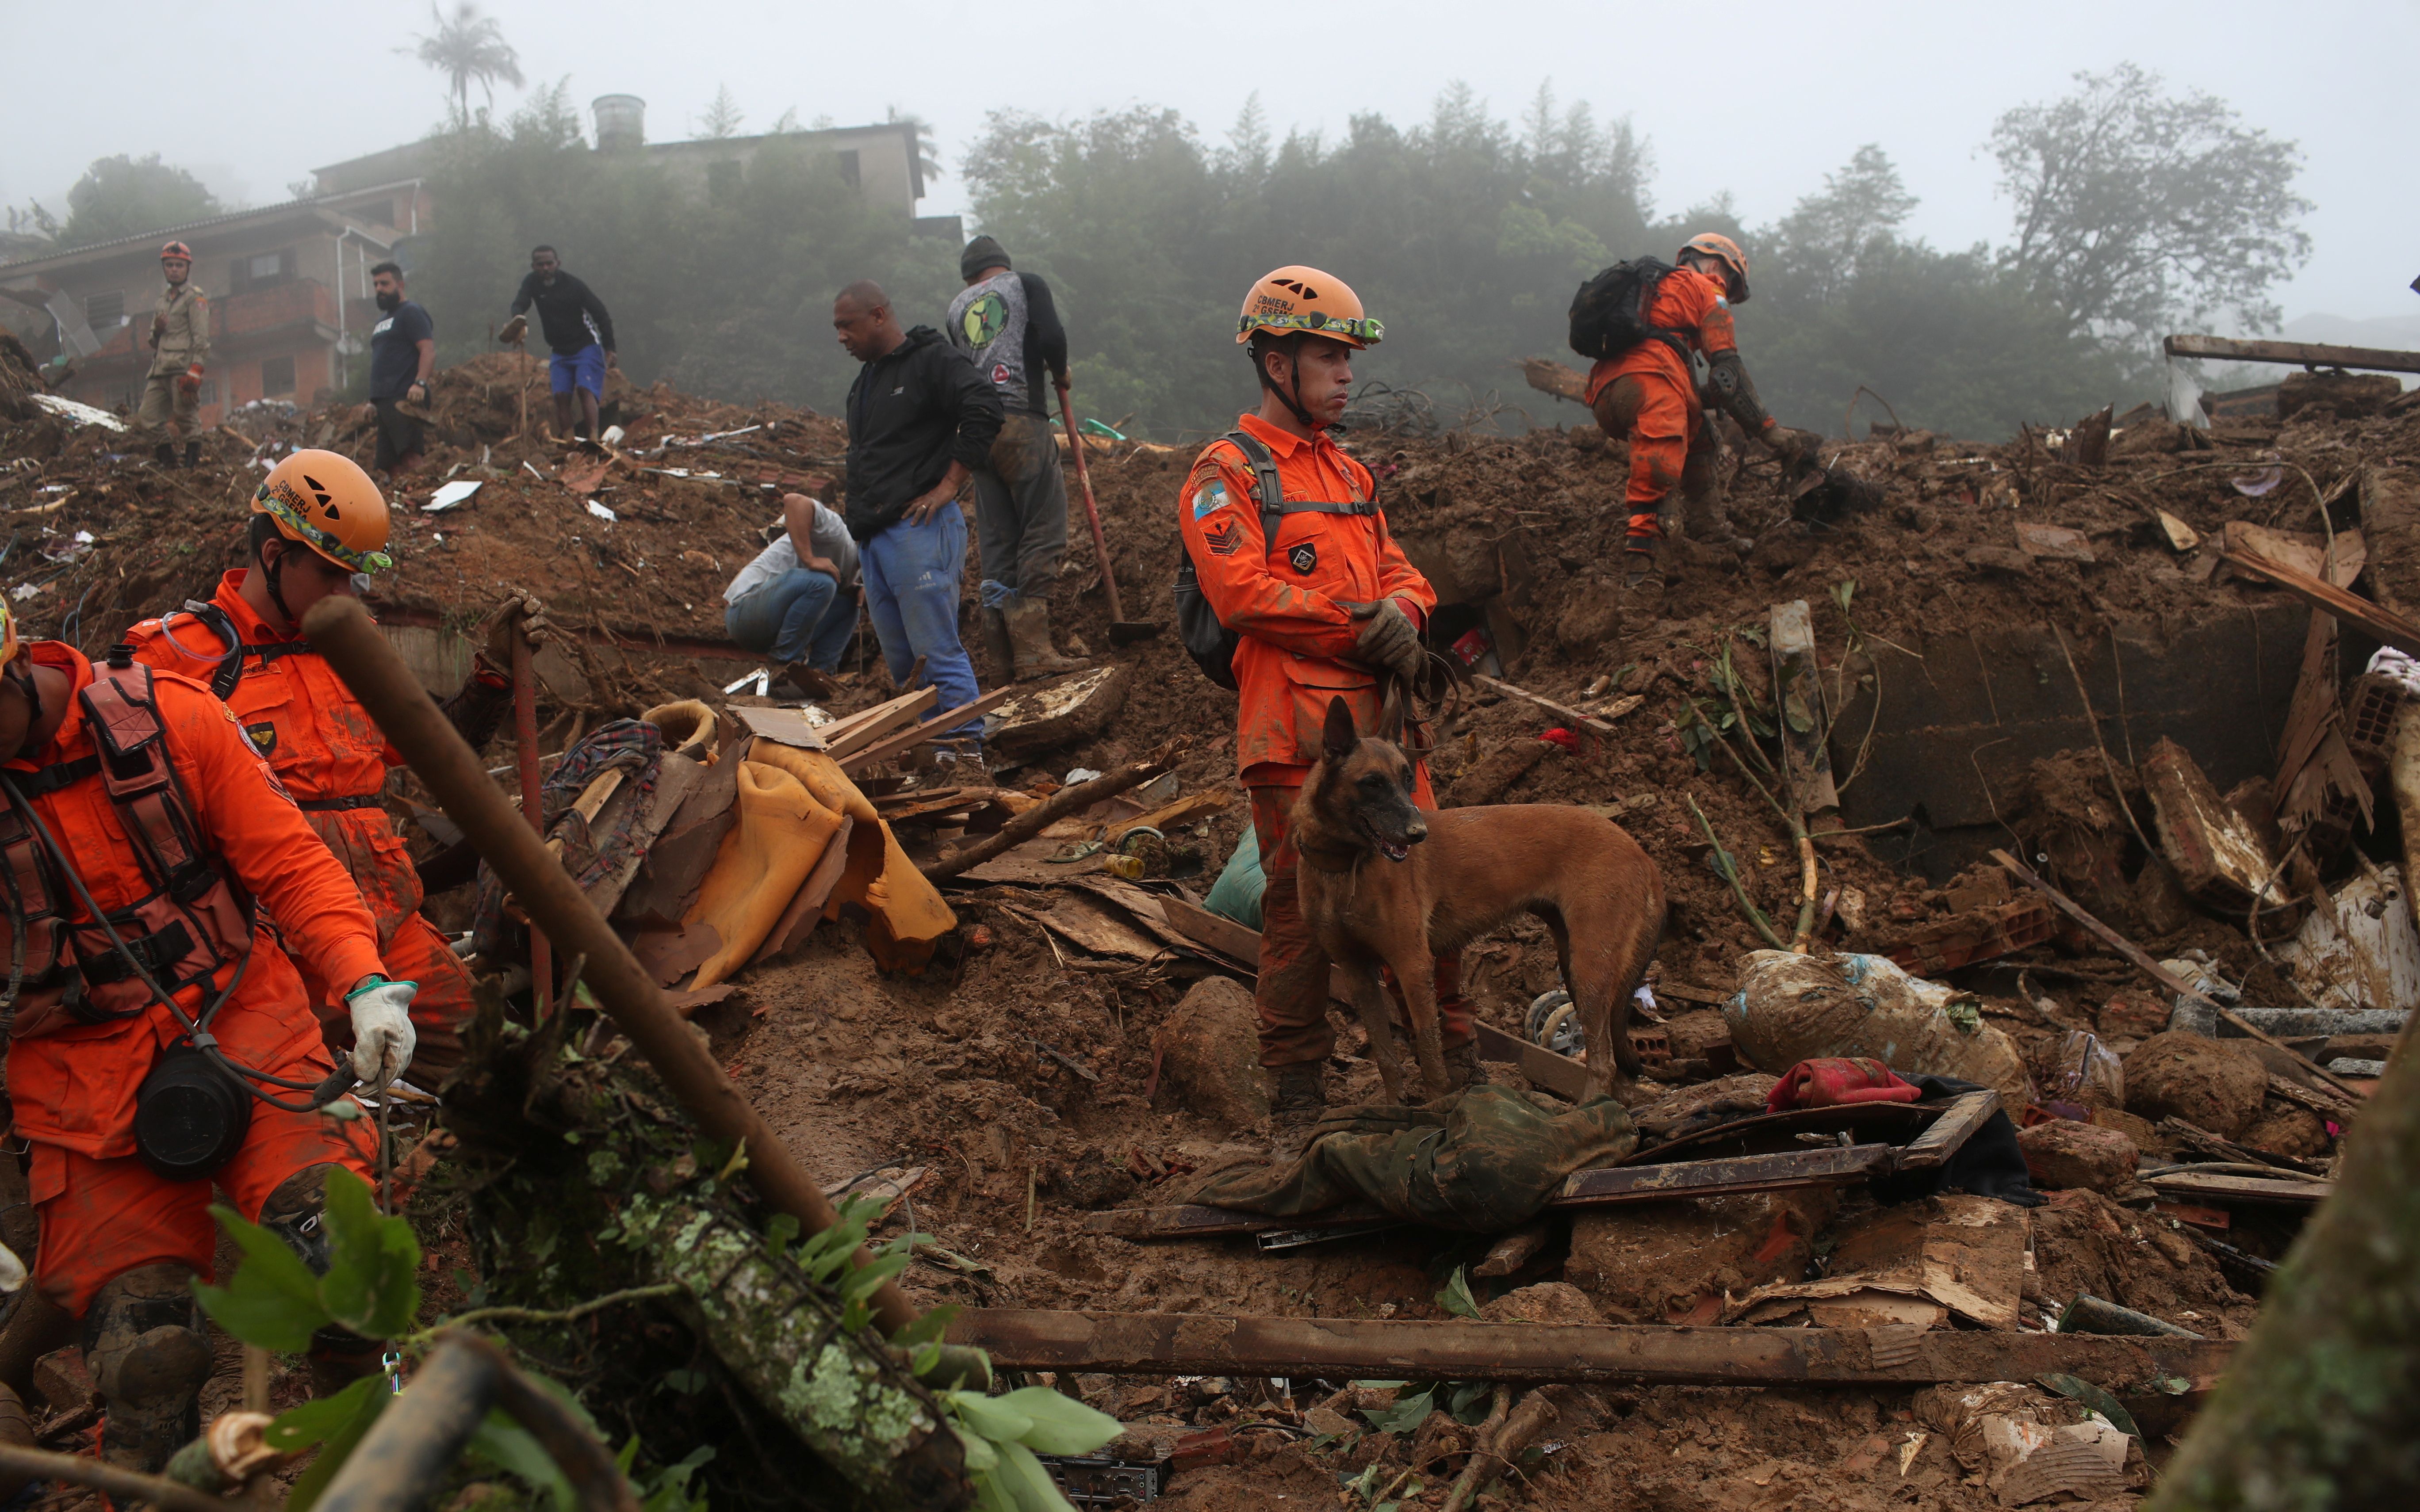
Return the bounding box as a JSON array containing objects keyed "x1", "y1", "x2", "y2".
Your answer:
[{"x1": 593, "y1": 95, "x2": 646, "y2": 153}]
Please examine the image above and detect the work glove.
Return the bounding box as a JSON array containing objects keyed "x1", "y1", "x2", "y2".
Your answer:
[
  {"x1": 481, "y1": 590, "x2": 554, "y2": 666},
  {"x1": 1766, "y1": 424, "x2": 1823, "y2": 467},
  {"x1": 1347, "y1": 598, "x2": 1426, "y2": 683},
  {"x1": 344, "y1": 976, "x2": 418, "y2": 1091},
  {"x1": 498, "y1": 313, "x2": 529, "y2": 345},
  {"x1": 177, "y1": 364, "x2": 203, "y2": 396}
]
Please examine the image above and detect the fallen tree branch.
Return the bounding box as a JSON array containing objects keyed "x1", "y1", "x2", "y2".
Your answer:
[
  {"x1": 923, "y1": 741, "x2": 1184, "y2": 880},
  {"x1": 0, "y1": 1443, "x2": 230, "y2": 1512},
  {"x1": 1687, "y1": 796, "x2": 1788, "y2": 951}
]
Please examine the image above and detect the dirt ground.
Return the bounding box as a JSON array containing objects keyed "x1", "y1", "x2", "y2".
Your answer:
[{"x1": 4, "y1": 334, "x2": 2413, "y2": 1508}]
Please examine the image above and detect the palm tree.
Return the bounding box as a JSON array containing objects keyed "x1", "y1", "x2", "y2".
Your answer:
[{"x1": 403, "y1": 3, "x2": 524, "y2": 116}]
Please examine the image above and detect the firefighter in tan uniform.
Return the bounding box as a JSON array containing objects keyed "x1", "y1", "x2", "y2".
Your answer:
[{"x1": 137, "y1": 240, "x2": 211, "y2": 469}]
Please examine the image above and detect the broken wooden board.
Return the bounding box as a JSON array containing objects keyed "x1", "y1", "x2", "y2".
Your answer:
[
  {"x1": 949, "y1": 1310, "x2": 2232, "y2": 1389},
  {"x1": 2145, "y1": 1171, "x2": 2331, "y2": 1207},
  {"x1": 2143, "y1": 736, "x2": 2291, "y2": 913},
  {"x1": 1473, "y1": 1021, "x2": 1588, "y2": 1101},
  {"x1": 2221, "y1": 547, "x2": 2420, "y2": 660},
  {"x1": 2015, "y1": 521, "x2": 2096, "y2": 562},
  {"x1": 816, "y1": 687, "x2": 939, "y2": 761},
  {"x1": 1561, "y1": 1144, "x2": 1894, "y2": 1203},
  {"x1": 2219, "y1": 521, "x2": 2365, "y2": 588},
  {"x1": 1104, "y1": 788, "x2": 1233, "y2": 842},
  {"x1": 985, "y1": 665, "x2": 1134, "y2": 762},
  {"x1": 839, "y1": 684, "x2": 1026, "y2": 775},
  {"x1": 1769, "y1": 599, "x2": 1839, "y2": 815},
  {"x1": 1725, "y1": 1193, "x2": 2027, "y2": 1330}
]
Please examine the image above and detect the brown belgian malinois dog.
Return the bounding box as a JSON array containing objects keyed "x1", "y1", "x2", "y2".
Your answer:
[{"x1": 1291, "y1": 692, "x2": 1668, "y2": 1103}]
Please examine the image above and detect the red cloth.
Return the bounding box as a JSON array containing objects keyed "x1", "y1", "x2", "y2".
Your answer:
[{"x1": 1765, "y1": 1057, "x2": 1923, "y2": 1112}]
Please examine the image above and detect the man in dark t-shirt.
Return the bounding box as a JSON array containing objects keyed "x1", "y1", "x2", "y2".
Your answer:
[
  {"x1": 368, "y1": 261, "x2": 435, "y2": 476},
  {"x1": 503, "y1": 245, "x2": 618, "y2": 442}
]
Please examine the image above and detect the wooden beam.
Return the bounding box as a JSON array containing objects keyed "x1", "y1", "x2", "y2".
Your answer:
[
  {"x1": 2147, "y1": 1171, "x2": 2332, "y2": 1207},
  {"x1": 2221, "y1": 548, "x2": 2420, "y2": 661},
  {"x1": 2163, "y1": 333, "x2": 2420, "y2": 377},
  {"x1": 837, "y1": 683, "x2": 1022, "y2": 774},
  {"x1": 948, "y1": 1310, "x2": 2233, "y2": 1389},
  {"x1": 1892, "y1": 1090, "x2": 2000, "y2": 1172},
  {"x1": 1991, "y1": 848, "x2": 2367, "y2": 1100},
  {"x1": 818, "y1": 687, "x2": 939, "y2": 760},
  {"x1": 1473, "y1": 1021, "x2": 1587, "y2": 1101},
  {"x1": 1560, "y1": 1143, "x2": 1892, "y2": 1202}
]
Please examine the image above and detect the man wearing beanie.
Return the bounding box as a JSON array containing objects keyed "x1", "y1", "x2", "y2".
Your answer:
[{"x1": 946, "y1": 236, "x2": 1090, "y2": 679}]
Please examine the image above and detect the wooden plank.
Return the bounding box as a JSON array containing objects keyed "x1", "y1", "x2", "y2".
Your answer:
[
  {"x1": 818, "y1": 687, "x2": 939, "y2": 760},
  {"x1": 2163, "y1": 332, "x2": 2420, "y2": 377},
  {"x1": 1151, "y1": 893, "x2": 1259, "y2": 967},
  {"x1": 838, "y1": 684, "x2": 1022, "y2": 774},
  {"x1": 1560, "y1": 1144, "x2": 1893, "y2": 1204},
  {"x1": 950, "y1": 1309, "x2": 2234, "y2": 1389},
  {"x1": 1475, "y1": 675, "x2": 1625, "y2": 737},
  {"x1": 1103, "y1": 788, "x2": 1233, "y2": 842},
  {"x1": 1891, "y1": 1090, "x2": 1999, "y2": 1172},
  {"x1": 1473, "y1": 1021, "x2": 1589, "y2": 1101},
  {"x1": 1991, "y1": 848, "x2": 2366, "y2": 1099},
  {"x1": 2220, "y1": 548, "x2": 2420, "y2": 661},
  {"x1": 2147, "y1": 1171, "x2": 2331, "y2": 1207}
]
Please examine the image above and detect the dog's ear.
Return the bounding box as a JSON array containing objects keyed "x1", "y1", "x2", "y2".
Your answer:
[
  {"x1": 1322, "y1": 695, "x2": 1358, "y2": 762},
  {"x1": 1378, "y1": 682, "x2": 1406, "y2": 746}
]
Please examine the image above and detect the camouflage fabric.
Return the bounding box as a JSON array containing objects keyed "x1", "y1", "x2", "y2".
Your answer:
[{"x1": 1190, "y1": 1084, "x2": 1636, "y2": 1232}]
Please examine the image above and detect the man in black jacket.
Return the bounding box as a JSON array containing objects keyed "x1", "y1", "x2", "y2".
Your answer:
[
  {"x1": 835, "y1": 279, "x2": 1002, "y2": 763},
  {"x1": 947, "y1": 236, "x2": 1087, "y2": 681},
  {"x1": 502, "y1": 246, "x2": 618, "y2": 441}
]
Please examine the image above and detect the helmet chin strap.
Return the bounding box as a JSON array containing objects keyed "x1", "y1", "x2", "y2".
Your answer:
[
  {"x1": 263, "y1": 542, "x2": 299, "y2": 626},
  {"x1": 1256, "y1": 337, "x2": 1325, "y2": 431}
]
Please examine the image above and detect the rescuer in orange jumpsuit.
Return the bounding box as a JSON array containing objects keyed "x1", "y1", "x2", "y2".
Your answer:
[
  {"x1": 126, "y1": 450, "x2": 549, "y2": 1086},
  {"x1": 1176, "y1": 265, "x2": 1469, "y2": 1145},
  {"x1": 1583, "y1": 233, "x2": 1822, "y2": 592},
  {"x1": 0, "y1": 588, "x2": 416, "y2": 1472}
]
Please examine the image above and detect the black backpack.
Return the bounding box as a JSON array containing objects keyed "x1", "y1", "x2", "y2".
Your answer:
[
  {"x1": 1568, "y1": 257, "x2": 1692, "y2": 363},
  {"x1": 1172, "y1": 430, "x2": 1378, "y2": 690}
]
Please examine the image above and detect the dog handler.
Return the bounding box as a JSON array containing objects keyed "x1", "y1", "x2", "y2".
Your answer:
[
  {"x1": 1176, "y1": 265, "x2": 1476, "y2": 1144},
  {"x1": 0, "y1": 592, "x2": 411, "y2": 1472}
]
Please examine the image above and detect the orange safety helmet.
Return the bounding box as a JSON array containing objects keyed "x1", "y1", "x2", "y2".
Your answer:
[
  {"x1": 1236, "y1": 266, "x2": 1383, "y2": 349},
  {"x1": 253, "y1": 450, "x2": 393, "y2": 574},
  {"x1": 0, "y1": 595, "x2": 17, "y2": 665},
  {"x1": 160, "y1": 241, "x2": 194, "y2": 263},
  {"x1": 1678, "y1": 233, "x2": 1750, "y2": 302}
]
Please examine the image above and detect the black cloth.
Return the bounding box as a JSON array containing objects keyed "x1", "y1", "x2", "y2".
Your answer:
[
  {"x1": 1869, "y1": 1074, "x2": 2044, "y2": 1207},
  {"x1": 370, "y1": 398, "x2": 422, "y2": 472},
  {"x1": 841, "y1": 325, "x2": 1003, "y2": 542},
  {"x1": 960, "y1": 235, "x2": 1010, "y2": 280},
  {"x1": 368, "y1": 299, "x2": 433, "y2": 400},
  {"x1": 1009, "y1": 273, "x2": 1068, "y2": 417},
  {"x1": 509, "y1": 270, "x2": 616, "y2": 355}
]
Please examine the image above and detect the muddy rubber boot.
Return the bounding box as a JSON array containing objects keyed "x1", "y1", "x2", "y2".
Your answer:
[
  {"x1": 1002, "y1": 596, "x2": 1090, "y2": 680},
  {"x1": 1268, "y1": 1062, "x2": 1328, "y2": 1158},
  {"x1": 181, "y1": 440, "x2": 200, "y2": 470},
  {"x1": 1621, "y1": 546, "x2": 1662, "y2": 598},
  {"x1": 1442, "y1": 1038, "x2": 1482, "y2": 1092},
  {"x1": 85, "y1": 1264, "x2": 211, "y2": 1474},
  {"x1": 978, "y1": 606, "x2": 1015, "y2": 683},
  {"x1": 152, "y1": 442, "x2": 176, "y2": 469}
]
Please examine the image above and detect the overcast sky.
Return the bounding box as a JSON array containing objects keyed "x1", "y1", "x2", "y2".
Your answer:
[{"x1": 6, "y1": 0, "x2": 2411, "y2": 325}]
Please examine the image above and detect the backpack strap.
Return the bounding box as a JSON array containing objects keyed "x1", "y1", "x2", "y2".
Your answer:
[
  {"x1": 1217, "y1": 430, "x2": 1379, "y2": 548},
  {"x1": 164, "y1": 600, "x2": 313, "y2": 701}
]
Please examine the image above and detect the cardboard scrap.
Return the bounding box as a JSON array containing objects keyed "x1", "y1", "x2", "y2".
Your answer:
[{"x1": 1726, "y1": 1194, "x2": 2029, "y2": 1331}]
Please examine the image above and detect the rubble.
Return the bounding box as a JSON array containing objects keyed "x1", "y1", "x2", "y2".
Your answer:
[{"x1": 2124, "y1": 1031, "x2": 2270, "y2": 1140}]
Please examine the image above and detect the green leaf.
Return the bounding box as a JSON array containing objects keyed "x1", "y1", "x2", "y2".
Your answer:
[
  {"x1": 995, "y1": 1386, "x2": 1120, "y2": 1455},
  {"x1": 949, "y1": 1390, "x2": 1036, "y2": 1444},
  {"x1": 264, "y1": 1375, "x2": 382, "y2": 1454},
  {"x1": 469, "y1": 1410, "x2": 577, "y2": 1512},
  {"x1": 951, "y1": 1421, "x2": 1001, "y2": 1473},
  {"x1": 891, "y1": 1303, "x2": 961, "y2": 1348},
  {"x1": 765, "y1": 1212, "x2": 800, "y2": 1260},
  {"x1": 992, "y1": 1439, "x2": 1078, "y2": 1512},
  {"x1": 1361, "y1": 1386, "x2": 1435, "y2": 1436},
  {"x1": 840, "y1": 1252, "x2": 911, "y2": 1305},
  {"x1": 192, "y1": 1203, "x2": 332, "y2": 1352},
  {"x1": 1447, "y1": 1382, "x2": 1494, "y2": 1424},
  {"x1": 1437, "y1": 1268, "x2": 1479, "y2": 1319},
  {"x1": 283, "y1": 1375, "x2": 389, "y2": 1512},
  {"x1": 317, "y1": 1167, "x2": 422, "y2": 1339}
]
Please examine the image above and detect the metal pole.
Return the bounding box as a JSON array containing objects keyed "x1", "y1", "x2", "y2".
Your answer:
[
  {"x1": 302, "y1": 596, "x2": 920, "y2": 1336},
  {"x1": 1056, "y1": 381, "x2": 1126, "y2": 623}
]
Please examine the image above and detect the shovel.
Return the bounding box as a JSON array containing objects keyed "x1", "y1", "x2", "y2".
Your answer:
[{"x1": 1056, "y1": 381, "x2": 1161, "y2": 645}]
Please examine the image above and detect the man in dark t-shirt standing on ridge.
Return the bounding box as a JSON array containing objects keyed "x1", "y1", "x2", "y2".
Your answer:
[
  {"x1": 946, "y1": 236, "x2": 1088, "y2": 680},
  {"x1": 367, "y1": 261, "x2": 434, "y2": 476},
  {"x1": 502, "y1": 245, "x2": 618, "y2": 442}
]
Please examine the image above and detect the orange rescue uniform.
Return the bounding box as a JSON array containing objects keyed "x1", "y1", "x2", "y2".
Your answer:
[
  {"x1": 125, "y1": 572, "x2": 478, "y2": 1081},
  {"x1": 5, "y1": 642, "x2": 382, "y2": 1315},
  {"x1": 1177, "y1": 414, "x2": 1466, "y2": 1066},
  {"x1": 1581, "y1": 264, "x2": 1740, "y2": 544}
]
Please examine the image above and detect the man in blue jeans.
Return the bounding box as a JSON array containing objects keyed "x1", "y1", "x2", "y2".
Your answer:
[
  {"x1": 502, "y1": 246, "x2": 617, "y2": 442},
  {"x1": 724, "y1": 492, "x2": 859, "y2": 694},
  {"x1": 833, "y1": 279, "x2": 1002, "y2": 767}
]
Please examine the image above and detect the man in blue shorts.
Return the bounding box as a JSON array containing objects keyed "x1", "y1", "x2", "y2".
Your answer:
[{"x1": 502, "y1": 245, "x2": 617, "y2": 442}]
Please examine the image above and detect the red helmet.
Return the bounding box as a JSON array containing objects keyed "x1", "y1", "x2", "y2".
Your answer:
[
  {"x1": 1679, "y1": 233, "x2": 1749, "y2": 302},
  {"x1": 160, "y1": 241, "x2": 194, "y2": 263}
]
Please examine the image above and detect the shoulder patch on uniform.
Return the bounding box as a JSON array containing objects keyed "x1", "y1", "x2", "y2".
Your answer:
[
  {"x1": 244, "y1": 721, "x2": 277, "y2": 756},
  {"x1": 1190, "y1": 478, "x2": 1232, "y2": 520},
  {"x1": 1202, "y1": 519, "x2": 1243, "y2": 557},
  {"x1": 1288, "y1": 541, "x2": 1319, "y2": 575}
]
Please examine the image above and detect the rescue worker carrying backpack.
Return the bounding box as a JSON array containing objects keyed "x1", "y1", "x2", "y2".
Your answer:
[
  {"x1": 0, "y1": 591, "x2": 409, "y2": 1473},
  {"x1": 1173, "y1": 266, "x2": 1476, "y2": 1151},
  {"x1": 1569, "y1": 233, "x2": 1823, "y2": 592},
  {"x1": 125, "y1": 450, "x2": 550, "y2": 1086}
]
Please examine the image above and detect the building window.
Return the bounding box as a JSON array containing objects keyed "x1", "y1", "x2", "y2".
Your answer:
[
  {"x1": 260, "y1": 355, "x2": 296, "y2": 397},
  {"x1": 231, "y1": 249, "x2": 296, "y2": 294},
  {"x1": 837, "y1": 149, "x2": 860, "y2": 189},
  {"x1": 83, "y1": 290, "x2": 125, "y2": 332}
]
